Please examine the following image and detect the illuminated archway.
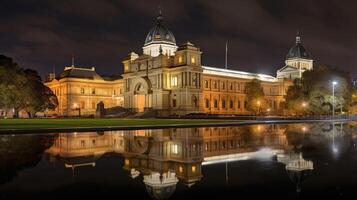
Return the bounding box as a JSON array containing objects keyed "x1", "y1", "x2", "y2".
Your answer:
[{"x1": 132, "y1": 77, "x2": 152, "y2": 112}]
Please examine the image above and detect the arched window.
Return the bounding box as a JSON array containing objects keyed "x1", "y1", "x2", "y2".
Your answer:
[{"x1": 213, "y1": 81, "x2": 217, "y2": 89}]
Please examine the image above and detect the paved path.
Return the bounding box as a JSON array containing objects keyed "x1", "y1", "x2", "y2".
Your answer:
[{"x1": 0, "y1": 118, "x2": 353, "y2": 134}]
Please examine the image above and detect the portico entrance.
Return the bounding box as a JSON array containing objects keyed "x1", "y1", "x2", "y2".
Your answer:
[{"x1": 133, "y1": 79, "x2": 152, "y2": 112}]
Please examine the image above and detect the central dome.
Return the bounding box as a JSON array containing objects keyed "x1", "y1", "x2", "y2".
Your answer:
[
  {"x1": 144, "y1": 14, "x2": 176, "y2": 46},
  {"x1": 286, "y1": 35, "x2": 311, "y2": 59}
]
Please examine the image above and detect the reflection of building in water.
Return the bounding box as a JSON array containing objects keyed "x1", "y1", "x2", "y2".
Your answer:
[
  {"x1": 46, "y1": 131, "x2": 125, "y2": 170},
  {"x1": 45, "y1": 125, "x2": 293, "y2": 199},
  {"x1": 277, "y1": 152, "x2": 314, "y2": 193}
]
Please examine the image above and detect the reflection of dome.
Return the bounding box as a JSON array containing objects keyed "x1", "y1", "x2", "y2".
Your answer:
[
  {"x1": 144, "y1": 171, "x2": 179, "y2": 200},
  {"x1": 286, "y1": 34, "x2": 311, "y2": 60},
  {"x1": 144, "y1": 13, "x2": 176, "y2": 46},
  {"x1": 285, "y1": 154, "x2": 314, "y2": 193}
]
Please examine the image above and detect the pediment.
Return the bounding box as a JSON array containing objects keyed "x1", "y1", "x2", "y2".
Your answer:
[{"x1": 277, "y1": 65, "x2": 298, "y2": 73}]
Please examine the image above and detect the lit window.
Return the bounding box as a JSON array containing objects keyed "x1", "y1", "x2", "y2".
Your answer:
[
  {"x1": 178, "y1": 56, "x2": 183, "y2": 63},
  {"x1": 171, "y1": 75, "x2": 178, "y2": 87},
  {"x1": 204, "y1": 80, "x2": 209, "y2": 88},
  {"x1": 125, "y1": 159, "x2": 130, "y2": 166},
  {"x1": 191, "y1": 166, "x2": 196, "y2": 172},
  {"x1": 172, "y1": 144, "x2": 179, "y2": 154},
  {"x1": 191, "y1": 56, "x2": 196, "y2": 64},
  {"x1": 179, "y1": 166, "x2": 183, "y2": 173},
  {"x1": 80, "y1": 88, "x2": 84, "y2": 94}
]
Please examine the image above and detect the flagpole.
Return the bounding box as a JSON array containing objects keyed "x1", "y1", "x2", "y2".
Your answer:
[{"x1": 225, "y1": 41, "x2": 228, "y2": 69}]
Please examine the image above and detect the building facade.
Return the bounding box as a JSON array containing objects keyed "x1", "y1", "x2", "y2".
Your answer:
[
  {"x1": 45, "y1": 66, "x2": 124, "y2": 116},
  {"x1": 46, "y1": 13, "x2": 313, "y2": 117}
]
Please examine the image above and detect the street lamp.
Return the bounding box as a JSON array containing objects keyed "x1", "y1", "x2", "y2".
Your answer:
[{"x1": 332, "y1": 81, "x2": 337, "y2": 119}]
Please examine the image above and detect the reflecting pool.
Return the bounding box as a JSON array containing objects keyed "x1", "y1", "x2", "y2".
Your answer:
[{"x1": 0, "y1": 122, "x2": 356, "y2": 199}]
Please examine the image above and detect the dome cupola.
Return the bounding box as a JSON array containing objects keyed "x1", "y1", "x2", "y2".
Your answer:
[
  {"x1": 286, "y1": 32, "x2": 312, "y2": 60},
  {"x1": 143, "y1": 9, "x2": 178, "y2": 57}
]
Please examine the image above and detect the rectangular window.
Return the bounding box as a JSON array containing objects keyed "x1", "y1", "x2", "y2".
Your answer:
[
  {"x1": 80, "y1": 88, "x2": 84, "y2": 94},
  {"x1": 92, "y1": 88, "x2": 96, "y2": 94},
  {"x1": 230, "y1": 100, "x2": 234, "y2": 109},
  {"x1": 205, "y1": 99, "x2": 210, "y2": 108},
  {"x1": 178, "y1": 56, "x2": 183, "y2": 63},
  {"x1": 238, "y1": 100, "x2": 241, "y2": 109},
  {"x1": 171, "y1": 75, "x2": 178, "y2": 87},
  {"x1": 191, "y1": 56, "x2": 196, "y2": 64},
  {"x1": 214, "y1": 99, "x2": 218, "y2": 108},
  {"x1": 80, "y1": 101, "x2": 85, "y2": 109},
  {"x1": 172, "y1": 99, "x2": 177, "y2": 107},
  {"x1": 92, "y1": 102, "x2": 96, "y2": 109},
  {"x1": 222, "y1": 100, "x2": 226, "y2": 108},
  {"x1": 172, "y1": 144, "x2": 179, "y2": 154}
]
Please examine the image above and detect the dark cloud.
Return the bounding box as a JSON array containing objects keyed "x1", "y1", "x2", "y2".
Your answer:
[{"x1": 0, "y1": 0, "x2": 356, "y2": 78}]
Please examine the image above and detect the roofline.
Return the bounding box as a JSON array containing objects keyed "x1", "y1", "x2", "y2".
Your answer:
[{"x1": 202, "y1": 66, "x2": 279, "y2": 82}]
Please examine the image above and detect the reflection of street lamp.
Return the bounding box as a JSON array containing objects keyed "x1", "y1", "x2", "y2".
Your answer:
[
  {"x1": 302, "y1": 102, "x2": 307, "y2": 108},
  {"x1": 257, "y1": 100, "x2": 261, "y2": 116},
  {"x1": 332, "y1": 123, "x2": 338, "y2": 154},
  {"x1": 73, "y1": 103, "x2": 81, "y2": 117},
  {"x1": 332, "y1": 81, "x2": 337, "y2": 119}
]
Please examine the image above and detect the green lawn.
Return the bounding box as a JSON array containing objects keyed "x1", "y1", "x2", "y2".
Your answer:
[{"x1": 0, "y1": 118, "x2": 236, "y2": 130}]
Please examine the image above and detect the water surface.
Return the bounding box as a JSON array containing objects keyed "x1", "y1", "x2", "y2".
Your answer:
[{"x1": 0, "y1": 122, "x2": 356, "y2": 199}]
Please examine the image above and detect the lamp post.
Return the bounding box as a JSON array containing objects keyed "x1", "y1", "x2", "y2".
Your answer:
[{"x1": 332, "y1": 81, "x2": 337, "y2": 119}]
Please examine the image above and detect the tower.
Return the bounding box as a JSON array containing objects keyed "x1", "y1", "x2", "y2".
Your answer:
[{"x1": 277, "y1": 32, "x2": 313, "y2": 79}]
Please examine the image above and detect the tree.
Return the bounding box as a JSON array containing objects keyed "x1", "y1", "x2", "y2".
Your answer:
[
  {"x1": 284, "y1": 65, "x2": 352, "y2": 115},
  {"x1": 245, "y1": 79, "x2": 268, "y2": 115},
  {"x1": 284, "y1": 79, "x2": 308, "y2": 115},
  {"x1": 0, "y1": 55, "x2": 58, "y2": 117}
]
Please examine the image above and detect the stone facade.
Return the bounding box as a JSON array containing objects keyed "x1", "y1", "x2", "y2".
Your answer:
[{"x1": 45, "y1": 66, "x2": 124, "y2": 116}]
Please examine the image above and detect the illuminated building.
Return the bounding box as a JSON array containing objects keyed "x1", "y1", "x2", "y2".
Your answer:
[
  {"x1": 45, "y1": 66, "x2": 124, "y2": 116},
  {"x1": 46, "y1": 12, "x2": 315, "y2": 117}
]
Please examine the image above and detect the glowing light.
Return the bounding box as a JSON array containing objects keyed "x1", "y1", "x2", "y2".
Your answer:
[
  {"x1": 332, "y1": 81, "x2": 338, "y2": 85},
  {"x1": 302, "y1": 126, "x2": 307, "y2": 132}
]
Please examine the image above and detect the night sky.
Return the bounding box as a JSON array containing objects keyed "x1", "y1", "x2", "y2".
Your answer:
[{"x1": 1, "y1": 0, "x2": 356, "y2": 78}]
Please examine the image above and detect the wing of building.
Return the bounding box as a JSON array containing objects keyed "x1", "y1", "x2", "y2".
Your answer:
[{"x1": 45, "y1": 12, "x2": 313, "y2": 117}]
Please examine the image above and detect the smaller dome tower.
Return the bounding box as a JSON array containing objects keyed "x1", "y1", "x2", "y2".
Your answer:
[
  {"x1": 277, "y1": 32, "x2": 314, "y2": 80},
  {"x1": 143, "y1": 9, "x2": 178, "y2": 57}
]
